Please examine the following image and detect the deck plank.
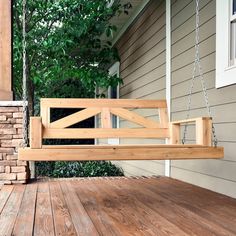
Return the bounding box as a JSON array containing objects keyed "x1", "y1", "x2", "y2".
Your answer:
[
  {"x1": 145, "y1": 178, "x2": 236, "y2": 234},
  {"x1": 106, "y1": 177, "x2": 233, "y2": 236},
  {"x1": 101, "y1": 178, "x2": 191, "y2": 236},
  {"x1": 60, "y1": 181, "x2": 99, "y2": 236},
  {"x1": 73, "y1": 180, "x2": 126, "y2": 236},
  {"x1": 132, "y1": 178, "x2": 236, "y2": 236},
  {"x1": 161, "y1": 178, "x2": 236, "y2": 216},
  {"x1": 34, "y1": 182, "x2": 55, "y2": 236},
  {"x1": 0, "y1": 177, "x2": 235, "y2": 236},
  {"x1": 0, "y1": 185, "x2": 25, "y2": 236},
  {"x1": 0, "y1": 185, "x2": 14, "y2": 213},
  {"x1": 49, "y1": 182, "x2": 77, "y2": 236},
  {"x1": 74, "y1": 179, "x2": 188, "y2": 236},
  {"x1": 74, "y1": 180, "x2": 142, "y2": 236},
  {"x1": 12, "y1": 183, "x2": 38, "y2": 236}
]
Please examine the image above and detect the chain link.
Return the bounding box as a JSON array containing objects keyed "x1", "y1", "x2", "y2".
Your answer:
[
  {"x1": 22, "y1": 0, "x2": 28, "y2": 147},
  {"x1": 182, "y1": 0, "x2": 218, "y2": 146}
]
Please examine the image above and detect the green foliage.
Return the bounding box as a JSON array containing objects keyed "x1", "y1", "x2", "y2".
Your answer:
[
  {"x1": 13, "y1": 0, "x2": 129, "y2": 106},
  {"x1": 36, "y1": 162, "x2": 55, "y2": 177},
  {"x1": 36, "y1": 161, "x2": 124, "y2": 178},
  {"x1": 14, "y1": 0, "x2": 129, "y2": 178}
]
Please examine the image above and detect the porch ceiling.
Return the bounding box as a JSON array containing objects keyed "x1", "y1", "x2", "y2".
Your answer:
[{"x1": 0, "y1": 176, "x2": 236, "y2": 235}]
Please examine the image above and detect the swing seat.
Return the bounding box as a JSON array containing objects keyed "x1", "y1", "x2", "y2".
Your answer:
[{"x1": 18, "y1": 99, "x2": 224, "y2": 161}]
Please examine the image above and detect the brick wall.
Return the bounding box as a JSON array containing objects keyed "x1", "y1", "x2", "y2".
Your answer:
[{"x1": 0, "y1": 104, "x2": 29, "y2": 184}]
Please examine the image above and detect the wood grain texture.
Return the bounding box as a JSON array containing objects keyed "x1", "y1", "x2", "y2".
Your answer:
[
  {"x1": 43, "y1": 128, "x2": 170, "y2": 139},
  {"x1": 0, "y1": 0, "x2": 13, "y2": 100},
  {"x1": 60, "y1": 181, "x2": 99, "y2": 236},
  {"x1": 74, "y1": 180, "x2": 169, "y2": 236},
  {"x1": 110, "y1": 107, "x2": 161, "y2": 128},
  {"x1": 12, "y1": 184, "x2": 38, "y2": 236},
  {"x1": 0, "y1": 186, "x2": 25, "y2": 236},
  {"x1": 0, "y1": 90, "x2": 13, "y2": 101},
  {"x1": 196, "y1": 118, "x2": 212, "y2": 146},
  {"x1": 49, "y1": 182, "x2": 77, "y2": 236},
  {"x1": 101, "y1": 107, "x2": 112, "y2": 128},
  {"x1": 159, "y1": 178, "x2": 236, "y2": 232},
  {"x1": 159, "y1": 108, "x2": 169, "y2": 128},
  {"x1": 102, "y1": 178, "x2": 190, "y2": 236},
  {"x1": 73, "y1": 181, "x2": 124, "y2": 236},
  {"x1": 30, "y1": 117, "x2": 42, "y2": 148},
  {"x1": 18, "y1": 145, "x2": 224, "y2": 161},
  {"x1": 141, "y1": 178, "x2": 236, "y2": 236},
  {"x1": 0, "y1": 177, "x2": 236, "y2": 235},
  {"x1": 41, "y1": 98, "x2": 167, "y2": 108},
  {"x1": 40, "y1": 104, "x2": 50, "y2": 128},
  {"x1": 171, "y1": 117, "x2": 212, "y2": 125},
  {"x1": 23, "y1": 98, "x2": 224, "y2": 164},
  {"x1": 0, "y1": 185, "x2": 14, "y2": 213},
  {"x1": 34, "y1": 182, "x2": 55, "y2": 236},
  {"x1": 169, "y1": 123, "x2": 180, "y2": 144}
]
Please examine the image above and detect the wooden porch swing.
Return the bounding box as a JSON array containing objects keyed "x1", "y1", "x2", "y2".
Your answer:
[
  {"x1": 18, "y1": 0, "x2": 224, "y2": 161},
  {"x1": 18, "y1": 98, "x2": 223, "y2": 161}
]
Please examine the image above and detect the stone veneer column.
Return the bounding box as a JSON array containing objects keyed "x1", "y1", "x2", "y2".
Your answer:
[{"x1": 0, "y1": 101, "x2": 30, "y2": 184}]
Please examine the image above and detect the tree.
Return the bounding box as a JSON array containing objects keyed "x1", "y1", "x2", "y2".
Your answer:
[{"x1": 13, "y1": 0, "x2": 130, "y2": 115}]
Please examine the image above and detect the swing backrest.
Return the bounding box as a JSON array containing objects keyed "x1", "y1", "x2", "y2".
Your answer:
[
  {"x1": 30, "y1": 99, "x2": 170, "y2": 148},
  {"x1": 29, "y1": 98, "x2": 214, "y2": 149},
  {"x1": 37, "y1": 98, "x2": 170, "y2": 139}
]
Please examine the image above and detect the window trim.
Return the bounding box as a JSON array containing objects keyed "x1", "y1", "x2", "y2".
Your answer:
[
  {"x1": 108, "y1": 61, "x2": 120, "y2": 145},
  {"x1": 216, "y1": 0, "x2": 236, "y2": 88}
]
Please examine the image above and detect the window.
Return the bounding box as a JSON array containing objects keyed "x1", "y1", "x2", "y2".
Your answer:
[
  {"x1": 216, "y1": 0, "x2": 236, "y2": 88},
  {"x1": 230, "y1": 0, "x2": 236, "y2": 66}
]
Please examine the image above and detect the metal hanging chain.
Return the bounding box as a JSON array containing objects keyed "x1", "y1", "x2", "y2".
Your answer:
[
  {"x1": 22, "y1": 0, "x2": 28, "y2": 147},
  {"x1": 182, "y1": 0, "x2": 218, "y2": 146}
]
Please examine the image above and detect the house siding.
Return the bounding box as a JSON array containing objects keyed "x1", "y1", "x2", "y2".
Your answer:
[
  {"x1": 115, "y1": 0, "x2": 166, "y2": 177},
  {"x1": 170, "y1": 0, "x2": 236, "y2": 198},
  {"x1": 116, "y1": 0, "x2": 236, "y2": 198}
]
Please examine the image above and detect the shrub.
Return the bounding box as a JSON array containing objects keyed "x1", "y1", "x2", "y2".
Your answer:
[
  {"x1": 36, "y1": 161, "x2": 124, "y2": 178},
  {"x1": 36, "y1": 162, "x2": 55, "y2": 177}
]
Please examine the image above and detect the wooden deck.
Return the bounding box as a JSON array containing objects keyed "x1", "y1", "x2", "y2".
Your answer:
[{"x1": 0, "y1": 177, "x2": 236, "y2": 236}]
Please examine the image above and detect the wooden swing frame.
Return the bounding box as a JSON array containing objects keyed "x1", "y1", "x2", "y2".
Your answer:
[{"x1": 18, "y1": 98, "x2": 224, "y2": 161}]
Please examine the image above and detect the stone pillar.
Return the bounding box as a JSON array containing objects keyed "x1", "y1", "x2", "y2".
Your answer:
[
  {"x1": 0, "y1": 102, "x2": 29, "y2": 184},
  {"x1": 0, "y1": 0, "x2": 13, "y2": 100}
]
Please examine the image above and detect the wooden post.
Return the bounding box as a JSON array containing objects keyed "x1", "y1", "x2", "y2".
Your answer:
[
  {"x1": 40, "y1": 103, "x2": 50, "y2": 128},
  {"x1": 0, "y1": 0, "x2": 13, "y2": 100},
  {"x1": 159, "y1": 108, "x2": 169, "y2": 128},
  {"x1": 196, "y1": 117, "x2": 212, "y2": 146},
  {"x1": 101, "y1": 108, "x2": 112, "y2": 128},
  {"x1": 30, "y1": 117, "x2": 42, "y2": 149},
  {"x1": 169, "y1": 123, "x2": 180, "y2": 144}
]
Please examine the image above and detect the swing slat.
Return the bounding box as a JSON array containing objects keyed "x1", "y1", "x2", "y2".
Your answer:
[{"x1": 19, "y1": 145, "x2": 223, "y2": 161}]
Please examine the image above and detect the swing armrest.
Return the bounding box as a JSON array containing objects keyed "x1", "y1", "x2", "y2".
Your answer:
[
  {"x1": 170, "y1": 117, "x2": 212, "y2": 146},
  {"x1": 171, "y1": 117, "x2": 212, "y2": 125},
  {"x1": 29, "y1": 117, "x2": 43, "y2": 149}
]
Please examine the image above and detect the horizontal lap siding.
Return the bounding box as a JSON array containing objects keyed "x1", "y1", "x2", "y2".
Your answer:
[
  {"x1": 115, "y1": 0, "x2": 166, "y2": 176},
  {"x1": 171, "y1": 0, "x2": 236, "y2": 198}
]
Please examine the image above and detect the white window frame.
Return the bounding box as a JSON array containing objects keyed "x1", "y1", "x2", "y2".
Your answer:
[
  {"x1": 108, "y1": 61, "x2": 120, "y2": 145},
  {"x1": 216, "y1": 0, "x2": 236, "y2": 88}
]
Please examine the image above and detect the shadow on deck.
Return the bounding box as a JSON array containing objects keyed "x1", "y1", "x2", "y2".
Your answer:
[{"x1": 0, "y1": 176, "x2": 236, "y2": 236}]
